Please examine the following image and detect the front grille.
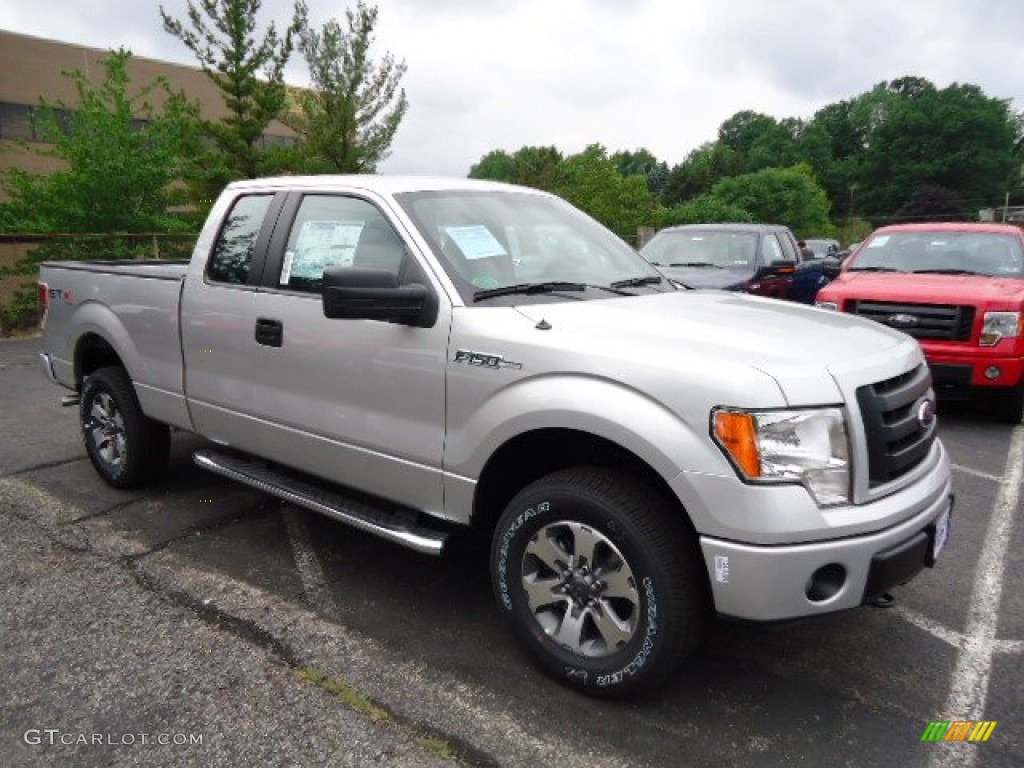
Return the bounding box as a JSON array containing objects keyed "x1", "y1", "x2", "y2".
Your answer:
[
  {"x1": 846, "y1": 301, "x2": 974, "y2": 341},
  {"x1": 857, "y1": 365, "x2": 936, "y2": 488}
]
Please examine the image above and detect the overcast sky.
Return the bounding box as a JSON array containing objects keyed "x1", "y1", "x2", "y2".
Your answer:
[{"x1": 3, "y1": 0, "x2": 1022, "y2": 176}]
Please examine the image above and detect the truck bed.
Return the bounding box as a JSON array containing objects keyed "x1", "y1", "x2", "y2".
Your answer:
[{"x1": 39, "y1": 258, "x2": 190, "y2": 430}]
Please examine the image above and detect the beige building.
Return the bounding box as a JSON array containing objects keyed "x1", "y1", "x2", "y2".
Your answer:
[
  {"x1": 0, "y1": 28, "x2": 295, "y2": 177},
  {"x1": 0, "y1": 29, "x2": 300, "y2": 328}
]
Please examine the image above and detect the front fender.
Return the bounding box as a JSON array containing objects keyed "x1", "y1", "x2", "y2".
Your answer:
[{"x1": 444, "y1": 373, "x2": 731, "y2": 485}]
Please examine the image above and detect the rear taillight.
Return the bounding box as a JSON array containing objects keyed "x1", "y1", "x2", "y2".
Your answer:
[{"x1": 38, "y1": 282, "x2": 49, "y2": 328}]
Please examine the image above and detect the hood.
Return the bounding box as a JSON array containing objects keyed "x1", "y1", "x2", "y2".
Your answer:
[
  {"x1": 655, "y1": 265, "x2": 752, "y2": 290},
  {"x1": 827, "y1": 271, "x2": 1024, "y2": 304},
  {"x1": 509, "y1": 291, "x2": 917, "y2": 406}
]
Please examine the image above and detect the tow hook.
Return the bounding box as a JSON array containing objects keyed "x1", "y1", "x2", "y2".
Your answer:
[{"x1": 870, "y1": 593, "x2": 895, "y2": 608}]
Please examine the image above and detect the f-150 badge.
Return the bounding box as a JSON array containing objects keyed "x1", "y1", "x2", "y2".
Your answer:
[{"x1": 453, "y1": 349, "x2": 522, "y2": 370}]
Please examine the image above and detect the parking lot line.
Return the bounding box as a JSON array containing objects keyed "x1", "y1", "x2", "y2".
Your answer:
[
  {"x1": 949, "y1": 464, "x2": 1003, "y2": 483},
  {"x1": 928, "y1": 425, "x2": 1024, "y2": 768}
]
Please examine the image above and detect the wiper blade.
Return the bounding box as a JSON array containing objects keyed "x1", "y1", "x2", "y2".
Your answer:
[
  {"x1": 669, "y1": 261, "x2": 721, "y2": 268},
  {"x1": 473, "y1": 281, "x2": 585, "y2": 302},
  {"x1": 910, "y1": 269, "x2": 979, "y2": 275},
  {"x1": 609, "y1": 275, "x2": 663, "y2": 289},
  {"x1": 847, "y1": 266, "x2": 904, "y2": 272}
]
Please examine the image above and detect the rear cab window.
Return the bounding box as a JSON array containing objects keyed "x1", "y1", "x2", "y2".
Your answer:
[{"x1": 207, "y1": 194, "x2": 274, "y2": 285}]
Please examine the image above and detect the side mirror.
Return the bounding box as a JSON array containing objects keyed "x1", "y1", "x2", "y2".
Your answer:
[
  {"x1": 322, "y1": 267, "x2": 437, "y2": 328},
  {"x1": 764, "y1": 259, "x2": 796, "y2": 275}
]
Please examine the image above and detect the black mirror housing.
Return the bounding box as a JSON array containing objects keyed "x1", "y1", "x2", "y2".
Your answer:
[{"x1": 322, "y1": 267, "x2": 437, "y2": 327}]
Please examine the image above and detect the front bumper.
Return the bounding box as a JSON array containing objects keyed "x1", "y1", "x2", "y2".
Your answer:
[
  {"x1": 923, "y1": 344, "x2": 1023, "y2": 393},
  {"x1": 699, "y1": 474, "x2": 954, "y2": 621}
]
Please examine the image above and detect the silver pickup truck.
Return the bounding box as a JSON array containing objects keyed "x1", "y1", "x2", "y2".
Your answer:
[{"x1": 38, "y1": 176, "x2": 953, "y2": 696}]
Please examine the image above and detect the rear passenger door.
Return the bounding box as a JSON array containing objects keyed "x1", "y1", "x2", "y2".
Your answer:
[{"x1": 181, "y1": 190, "x2": 284, "y2": 446}]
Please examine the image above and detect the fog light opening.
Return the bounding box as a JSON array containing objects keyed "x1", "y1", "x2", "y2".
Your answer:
[
  {"x1": 984, "y1": 366, "x2": 1001, "y2": 381},
  {"x1": 806, "y1": 563, "x2": 847, "y2": 603}
]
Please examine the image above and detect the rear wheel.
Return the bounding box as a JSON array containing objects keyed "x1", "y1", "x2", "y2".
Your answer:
[
  {"x1": 80, "y1": 366, "x2": 170, "y2": 488},
  {"x1": 490, "y1": 467, "x2": 708, "y2": 697}
]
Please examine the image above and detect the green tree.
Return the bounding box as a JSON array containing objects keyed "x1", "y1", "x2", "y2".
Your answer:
[
  {"x1": 468, "y1": 150, "x2": 517, "y2": 182},
  {"x1": 610, "y1": 148, "x2": 669, "y2": 195},
  {"x1": 160, "y1": 0, "x2": 304, "y2": 185},
  {"x1": 857, "y1": 80, "x2": 1019, "y2": 218},
  {"x1": 468, "y1": 145, "x2": 565, "y2": 191},
  {"x1": 712, "y1": 164, "x2": 832, "y2": 237},
  {"x1": 661, "y1": 142, "x2": 744, "y2": 205},
  {"x1": 0, "y1": 49, "x2": 193, "y2": 234},
  {"x1": 656, "y1": 194, "x2": 753, "y2": 228},
  {"x1": 555, "y1": 144, "x2": 658, "y2": 239},
  {"x1": 288, "y1": 1, "x2": 407, "y2": 173}
]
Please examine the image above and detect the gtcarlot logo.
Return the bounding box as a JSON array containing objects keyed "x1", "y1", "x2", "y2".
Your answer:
[{"x1": 24, "y1": 729, "x2": 204, "y2": 746}]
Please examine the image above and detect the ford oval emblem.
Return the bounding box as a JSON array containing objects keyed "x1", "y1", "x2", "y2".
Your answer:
[
  {"x1": 917, "y1": 398, "x2": 936, "y2": 429},
  {"x1": 888, "y1": 313, "x2": 919, "y2": 328}
]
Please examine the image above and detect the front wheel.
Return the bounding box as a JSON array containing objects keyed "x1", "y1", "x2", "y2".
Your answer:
[
  {"x1": 80, "y1": 366, "x2": 170, "y2": 488},
  {"x1": 491, "y1": 467, "x2": 708, "y2": 697}
]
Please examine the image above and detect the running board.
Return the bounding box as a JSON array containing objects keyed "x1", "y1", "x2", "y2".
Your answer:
[{"x1": 193, "y1": 449, "x2": 447, "y2": 556}]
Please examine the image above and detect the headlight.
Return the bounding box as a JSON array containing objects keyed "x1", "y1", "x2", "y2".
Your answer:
[
  {"x1": 814, "y1": 300, "x2": 838, "y2": 311},
  {"x1": 712, "y1": 407, "x2": 850, "y2": 506},
  {"x1": 979, "y1": 311, "x2": 1021, "y2": 346}
]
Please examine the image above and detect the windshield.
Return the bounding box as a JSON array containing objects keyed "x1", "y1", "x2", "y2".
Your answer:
[
  {"x1": 394, "y1": 189, "x2": 668, "y2": 303},
  {"x1": 640, "y1": 230, "x2": 757, "y2": 268},
  {"x1": 849, "y1": 231, "x2": 1024, "y2": 277}
]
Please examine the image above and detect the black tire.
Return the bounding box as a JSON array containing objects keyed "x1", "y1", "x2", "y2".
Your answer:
[
  {"x1": 80, "y1": 366, "x2": 170, "y2": 489},
  {"x1": 990, "y1": 381, "x2": 1024, "y2": 425},
  {"x1": 491, "y1": 467, "x2": 708, "y2": 697}
]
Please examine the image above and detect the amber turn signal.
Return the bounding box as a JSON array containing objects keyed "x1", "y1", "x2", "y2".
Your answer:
[{"x1": 712, "y1": 411, "x2": 761, "y2": 478}]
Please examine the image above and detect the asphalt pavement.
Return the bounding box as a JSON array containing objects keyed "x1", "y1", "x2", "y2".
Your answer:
[{"x1": 2, "y1": 335, "x2": 1022, "y2": 767}]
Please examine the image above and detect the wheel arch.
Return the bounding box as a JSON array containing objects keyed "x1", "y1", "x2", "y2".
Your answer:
[
  {"x1": 471, "y1": 427, "x2": 697, "y2": 540},
  {"x1": 74, "y1": 332, "x2": 124, "y2": 389}
]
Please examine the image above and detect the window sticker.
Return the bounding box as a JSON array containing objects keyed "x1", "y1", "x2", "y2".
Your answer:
[
  {"x1": 867, "y1": 235, "x2": 890, "y2": 248},
  {"x1": 280, "y1": 250, "x2": 295, "y2": 285},
  {"x1": 443, "y1": 225, "x2": 507, "y2": 260},
  {"x1": 288, "y1": 220, "x2": 364, "y2": 280}
]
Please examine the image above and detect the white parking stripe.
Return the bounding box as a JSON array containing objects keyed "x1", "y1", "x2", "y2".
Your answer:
[
  {"x1": 928, "y1": 425, "x2": 1024, "y2": 767},
  {"x1": 950, "y1": 463, "x2": 1004, "y2": 483}
]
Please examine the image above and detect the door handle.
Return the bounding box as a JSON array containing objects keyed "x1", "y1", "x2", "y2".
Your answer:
[{"x1": 254, "y1": 317, "x2": 283, "y2": 347}]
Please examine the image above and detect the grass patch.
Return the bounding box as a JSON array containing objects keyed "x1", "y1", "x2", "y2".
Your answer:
[
  {"x1": 297, "y1": 667, "x2": 459, "y2": 762},
  {"x1": 419, "y1": 735, "x2": 457, "y2": 760},
  {"x1": 297, "y1": 667, "x2": 391, "y2": 722}
]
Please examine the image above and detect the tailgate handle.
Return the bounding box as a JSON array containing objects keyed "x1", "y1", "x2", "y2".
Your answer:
[{"x1": 254, "y1": 317, "x2": 283, "y2": 347}]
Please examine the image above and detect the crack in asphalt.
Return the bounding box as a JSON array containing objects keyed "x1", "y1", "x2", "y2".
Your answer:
[{"x1": 4, "y1": 481, "x2": 494, "y2": 768}]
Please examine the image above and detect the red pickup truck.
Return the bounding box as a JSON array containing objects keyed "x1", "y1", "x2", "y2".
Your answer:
[{"x1": 815, "y1": 222, "x2": 1024, "y2": 423}]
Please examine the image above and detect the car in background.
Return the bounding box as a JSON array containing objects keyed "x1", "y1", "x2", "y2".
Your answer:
[
  {"x1": 815, "y1": 222, "x2": 1024, "y2": 422},
  {"x1": 805, "y1": 238, "x2": 840, "y2": 259},
  {"x1": 804, "y1": 237, "x2": 845, "y2": 279},
  {"x1": 640, "y1": 223, "x2": 830, "y2": 303}
]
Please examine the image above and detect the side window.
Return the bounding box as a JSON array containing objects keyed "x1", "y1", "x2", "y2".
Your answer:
[
  {"x1": 207, "y1": 194, "x2": 273, "y2": 285},
  {"x1": 281, "y1": 195, "x2": 406, "y2": 293},
  {"x1": 778, "y1": 233, "x2": 799, "y2": 261},
  {"x1": 762, "y1": 234, "x2": 785, "y2": 263}
]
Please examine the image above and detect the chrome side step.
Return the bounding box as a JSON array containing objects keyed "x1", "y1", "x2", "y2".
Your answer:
[{"x1": 193, "y1": 449, "x2": 447, "y2": 556}]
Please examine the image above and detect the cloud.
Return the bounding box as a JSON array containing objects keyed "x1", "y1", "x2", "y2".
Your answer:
[{"x1": 3, "y1": 0, "x2": 1022, "y2": 177}]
